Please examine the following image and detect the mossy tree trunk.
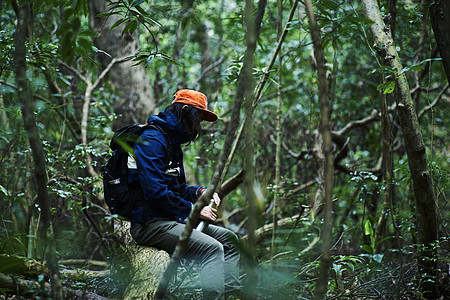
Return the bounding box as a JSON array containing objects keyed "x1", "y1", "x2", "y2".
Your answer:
[
  {"x1": 361, "y1": 0, "x2": 438, "y2": 298},
  {"x1": 87, "y1": 0, "x2": 155, "y2": 127}
]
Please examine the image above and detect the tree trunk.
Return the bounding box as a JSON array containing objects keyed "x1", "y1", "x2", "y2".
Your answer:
[
  {"x1": 241, "y1": 0, "x2": 259, "y2": 297},
  {"x1": 14, "y1": 2, "x2": 63, "y2": 298},
  {"x1": 304, "y1": 1, "x2": 334, "y2": 299},
  {"x1": 429, "y1": 0, "x2": 450, "y2": 84},
  {"x1": 115, "y1": 221, "x2": 170, "y2": 299},
  {"x1": 361, "y1": 1, "x2": 437, "y2": 298},
  {"x1": 374, "y1": 91, "x2": 394, "y2": 254},
  {"x1": 88, "y1": 0, "x2": 155, "y2": 127},
  {"x1": 155, "y1": 1, "x2": 266, "y2": 298},
  {"x1": 271, "y1": 0, "x2": 283, "y2": 254}
]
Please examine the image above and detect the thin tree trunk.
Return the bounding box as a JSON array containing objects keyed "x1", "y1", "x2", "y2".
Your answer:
[
  {"x1": 429, "y1": 0, "x2": 450, "y2": 84},
  {"x1": 271, "y1": 0, "x2": 283, "y2": 256},
  {"x1": 413, "y1": 0, "x2": 430, "y2": 113},
  {"x1": 253, "y1": 0, "x2": 298, "y2": 108},
  {"x1": 222, "y1": 0, "x2": 299, "y2": 184},
  {"x1": 14, "y1": 1, "x2": 63, "y2": 298},
  {"x1": 0, "y1": 92, "x2": 8, "y2": 130},
  {"x1": 304, "y1": 1, "x2": 333, "y2": 299},
  {"x1": 242, "y1": 0, "x2": 258, "y2": 297},
  {"x1": 389, "y1": 0, "x2": 397, "y2": 39},
  {"x1": 374, "y1": 90, "x2": 394, "y2": 254},
  {"x1": 362, "y1": 0, "x2": 437, "y2": 298},
  {"x1": 155, "y1": 2, "x2": 267, "y2": 298}
]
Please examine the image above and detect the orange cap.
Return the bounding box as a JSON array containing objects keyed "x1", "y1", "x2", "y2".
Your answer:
[{"x1": 172, "y1": 89, "x2": 218, "y2": 122}]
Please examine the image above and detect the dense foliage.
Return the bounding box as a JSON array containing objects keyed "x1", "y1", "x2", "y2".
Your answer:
[{"x1": 0, "y1": 0, "x2": 448, "y2": 299}]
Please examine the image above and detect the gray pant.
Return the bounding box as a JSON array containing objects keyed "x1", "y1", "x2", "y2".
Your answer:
[{"x1": 130, "y1": 220, "x2": 240, "y2": 299}]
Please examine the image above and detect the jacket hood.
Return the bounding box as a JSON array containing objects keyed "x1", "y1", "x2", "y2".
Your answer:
[{"x1": 147, "y1": 111, "x2": 190, "y2": 145}]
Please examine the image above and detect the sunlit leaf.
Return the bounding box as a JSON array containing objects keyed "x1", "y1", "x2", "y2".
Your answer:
[{"x1": 0, "y1": 185, "x2": 7, "y2": 196}]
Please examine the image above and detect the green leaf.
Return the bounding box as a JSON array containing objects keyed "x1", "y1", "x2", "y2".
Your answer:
[
  {"x1": 156, "y1": 53, "x2": 180, "y2": 66},
  {"x1": 122, "y1": 20, "x2": 138, "y2": 35},
  {"x1": 383, "y1": 81, "x2": 395, "y2": 94},
  {"x1": 367, "y1": 66, "x2": 395, "y2": 76},
  {"x1": 135, "y1": 6, "x2": 162, "y2": 27},
  {"x1": 364, "y1": 219, "x2": 373, "y2": 236},
  {"x1": 361, "y1": 244, "x2": 373, "y2": 254},
  {"x1": 372, "y1": 253, "x2": 384, "y2": 263},
  {"x1": 344, "y1": 15, "x2": 374, "y2": 25},
  {"x1": 145, "y1": 55, "x2": 154, "y2": 68},
  {"x1": 342, "y1": 261, "x2": 355, "y2": 272},
  {"x1": 110, "y1": 18, "x2": 126, "y2": 31},
  {"x1": 131, "y1": 0, "x2": 146, "y2": 7},
  {"x1": 332, "y1": 263, "x2": 342, "y2": 275},
  {"x1": 97, "y1": 11, "x2": 121, "y2": 18},
  {"x1": 321, "y1": 0, "x2": 340, "y2": 10},
  {"x1": 135, "y1": 5, "x2": 149, "y2": 17},
  {"x1": 77, "y1": 37, "x2": 92, "y2": 51},
  {"x1": 377, "y1": 81, "x2": 395, "y2": 94},
  {"x1": 114, "y1": 139, "x2": 136, "y2": 157},
  {"x1": 410, "y1": 65, "x2": 424, "y2": 72}
]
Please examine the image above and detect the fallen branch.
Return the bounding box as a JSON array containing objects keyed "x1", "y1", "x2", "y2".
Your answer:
[
  {"x1": 60, "y1": 269, "x2": 109, "y2": 279},
  {"x1": 0, "y1": 272, "x2": 111, "y2": 299},
  {"x1": 0, "y1": 254, "x2": 47, "y2": 277},
  {"x1": 59, "y1": 259, "x2": 108, "y2": 268},
  {"x1": 0, "y1": 272, "x2": 41, "y2": 296},
  {"x1": 242, "y1": 214, "x2": 301, "y2": 243}
]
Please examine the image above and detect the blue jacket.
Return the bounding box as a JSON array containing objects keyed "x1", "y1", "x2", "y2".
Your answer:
[{"x1": 129, "y1": 111, "x2": 205, "y2": 224}]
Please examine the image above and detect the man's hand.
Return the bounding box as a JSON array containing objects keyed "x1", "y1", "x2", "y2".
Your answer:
[
  {"x1": 199, "y1": 192, "x2": 221, "y2": 222},
  {"x1": 200, "y1": 206, "x2": 218, "y2": 222},
  {"x1": 212, "y1": 192, "x2": 221, "y2": 207}
]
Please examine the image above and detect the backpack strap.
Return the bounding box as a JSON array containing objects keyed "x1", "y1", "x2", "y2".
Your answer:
[
  {"x1": 137, "y1": 122, "x2": 175, "y2": 222},
  {"x1": 110, "y1": 124, "x2": 147, "y2": 151}
]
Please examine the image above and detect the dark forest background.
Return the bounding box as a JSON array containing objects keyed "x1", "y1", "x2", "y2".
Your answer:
[{"x1": 0, "y1": 0, "x2": 448, "y2": 299}]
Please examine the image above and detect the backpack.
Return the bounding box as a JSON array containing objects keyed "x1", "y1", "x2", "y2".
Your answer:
[{"x1": 101, "y1": 123, "x2": 168, "y2": 220}]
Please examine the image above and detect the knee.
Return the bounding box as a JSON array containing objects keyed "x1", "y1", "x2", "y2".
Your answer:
[
  {"x1": 210, "y1": 240, "x2": 224, "y2": 257},
  {"x1": 201, "y1": 240, "x2": 224, "y2": 265},
  {"x1": 227, "y1": 231, "x2": 239, "y2": 243},
  {"x1": 224, "y1": 230, "x2": 239, "y2": 250}
]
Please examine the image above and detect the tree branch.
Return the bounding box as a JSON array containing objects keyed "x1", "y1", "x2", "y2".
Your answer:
[
  {"x1": 253, "y1": 0, "x2": 299, "y2": 108},
  {"x1": 58, "y1": 59, "x2": 88, "y2": 83},
  {"x1": 194, "y1": 56, "x2": 225, "y2": 87},
  {"x1": 218, "y1": 170, "x2": 245, "y2": 199},
  {"x1": 418, "y1": 84, "x2": 449, "y2": 120},
  {"x1": 337, "y1": 109, "x2": 380, "y2": 136}
]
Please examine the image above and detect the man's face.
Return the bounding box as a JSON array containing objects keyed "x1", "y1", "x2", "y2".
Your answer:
[{"x1": 196, "y1": 111, "x2": 205, "y2": 132}]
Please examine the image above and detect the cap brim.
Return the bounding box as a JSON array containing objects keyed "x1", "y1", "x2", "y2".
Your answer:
[{"x1": 201, "y1": 109, "x2": 218, "y2": 122}]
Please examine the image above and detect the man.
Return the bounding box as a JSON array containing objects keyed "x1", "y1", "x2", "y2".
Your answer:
[{"x1": 129, "y1": 89, "x2": 240, "y2": 299}]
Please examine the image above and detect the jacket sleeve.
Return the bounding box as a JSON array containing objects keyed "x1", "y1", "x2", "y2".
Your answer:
[
  {"x1": 177, "y1": 168, "x2": 206, "y2": 203},
  {"x1": 168, "y1": 142, "x2": 205, "y2": 202},
  {"x1": 134, "y1": 130, "x2": 193, "y2": 222}
]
